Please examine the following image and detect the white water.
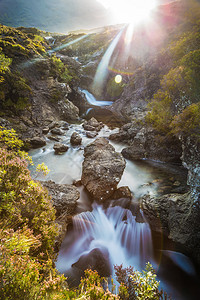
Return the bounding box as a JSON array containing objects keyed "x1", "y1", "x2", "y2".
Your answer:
[
  {"x1": 56, "y1": 204, "x2": 153, "y2": 274},
  {"x1": 81, "y1": 89, "x2": 113, "y2": 106}
]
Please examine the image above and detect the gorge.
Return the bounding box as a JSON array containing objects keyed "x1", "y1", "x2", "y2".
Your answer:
[{"x1": 0, "y1": 0, "x2": 200, "y2": 299}]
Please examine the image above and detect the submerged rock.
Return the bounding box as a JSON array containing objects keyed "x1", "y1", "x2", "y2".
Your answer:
[
  {"x1": 81, "y1": 137, "x2": 126, "y2": 201},
  {"x1": 70, "y1": 132, "x2": 82, "y2": 145}
]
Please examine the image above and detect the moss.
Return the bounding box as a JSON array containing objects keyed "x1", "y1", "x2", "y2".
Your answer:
[{"x1": 0, "y1": 24, "x2": 47, "y2": 59}]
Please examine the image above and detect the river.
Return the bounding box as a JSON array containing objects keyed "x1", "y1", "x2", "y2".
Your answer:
[{"x1": 29, "y1": 90, "x2": 199, "y2": 300}]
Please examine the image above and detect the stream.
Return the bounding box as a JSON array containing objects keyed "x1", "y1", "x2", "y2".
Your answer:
[{"x1": 29, "y1": 90, "x2": 200, "y2": 300}]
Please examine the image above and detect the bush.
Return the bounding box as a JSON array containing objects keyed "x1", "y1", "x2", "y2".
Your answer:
[
  {"x1": 115, "y1": 263, "x2": 170, "y2": 300},
  {"x1": 0, "y1": 228, "x2": 66, "y2": 300},
  {"x1": 50, "y1": 55, "x2": 72, "y2": 83},
  {"x1": 171, "y1": 102, "x2": 200, "y2": 138}
]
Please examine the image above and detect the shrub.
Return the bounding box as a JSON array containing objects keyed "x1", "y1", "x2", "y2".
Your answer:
[
  {"x1": 115, "y1": 263, "x2": 170, "y2": 300},
  {"x1": 170, "y1": 102, "x2": 200, "y2": 138},
  {"x1": 0, "y1": 228, "x2": 66, "y2": 300},
  {"x1": 50, "y1": 55, "x2": 72, "y2": 83}
]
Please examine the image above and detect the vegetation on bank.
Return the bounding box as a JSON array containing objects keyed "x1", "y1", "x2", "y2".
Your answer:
[
  {"x1": 146, "y1": 0, "x2": 200, "y2": 140},
  {"x1": 0, "y1": 127, "x2": 170, "y2": 299},
  {"x1": 0, "y1": 25, "x2": 77, "y2": 116}
]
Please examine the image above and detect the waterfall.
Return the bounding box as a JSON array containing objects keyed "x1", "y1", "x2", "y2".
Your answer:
[{"x1": 56, "y1": 204, "x2": 153, "y2": 275}]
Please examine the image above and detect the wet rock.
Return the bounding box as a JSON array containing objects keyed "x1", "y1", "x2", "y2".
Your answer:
[
  {"x1": 121, "y1": 127, "x2": 182, "y2": 163},
  {"x1": 81, "y1": 137, "x2": 126, "y2": 201},
  {"x1": 42, "y1": 127, "x2": 49, "y2": 134},
  {"x1": 29, "y1": 136, "x2": 46, "y2": 148},
  {"x1": 83, "y1": 124, "x2": 96, "y2": 131},
  {"x1": 181, "y1": 137, "x2": 200, "y2": 198},
  {"x1": 83, "y1": 117, "x2": 104, "y2": 132},
  {"x1": 43, "y1": 180, "x2": 80, "y2": 250},
  {"x1": 51, "y1": 127, "x2": 64, "y2": 135},
  {"x1": 72, "y1": 247, "x2": 112, "y2": 277},
  {"x1": 112, "y1": 186, "x2": 132, "y2": 200},
  {"x1": 86, "y1": 131, "x2": 98, "y2": 138},
  {"x1": 109, "y1": 121, "x2": 141, "y2": 142},
  {"x1": 70, "y1": 132, "x2": 82, "y2": 145},
  {"x1": 43, "y1": 180, "x2": 80, "y2": 217},
  {"x1": 122, "y1": 147, "x2": 144, "y2": 161},
  {"x1": 53, "y1": 143, "x2": 69, "y2": 154},
  {"x1": 47, "y1": 135, "x2": 62, "y2": 142},
  {"x1": 142, "y1": 192, "x2": 200, "y2": 264}
]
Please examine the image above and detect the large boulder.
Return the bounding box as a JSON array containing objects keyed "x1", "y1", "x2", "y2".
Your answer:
[
  {"x1": 142, "y1": 192, "x2": 200, "y2": 265},
  {"x1": 81, "y1": 137, "x2": 126, "y2": 201},
  {"x1": 121, "y1": 127, "x2": 182, "y2": 163},
  {"x1": 43, "y1": 180, "x2": 80, "y2": 250},
  {"x1": 43, "y1": 180, "x2": 80, "y2": 217},
  {"x1": 58, "y1": 98, "x2": 79, "y2": 122},
  {"x1": 72, "y1": 247, "x2": 112, "y2": 277}
]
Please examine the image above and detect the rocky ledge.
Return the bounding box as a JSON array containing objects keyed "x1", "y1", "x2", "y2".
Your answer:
[
  {"x1": 81, "y1": 137, "x2": 126, "y2": 202},
  {"x1": 142, "y1": 192, "x2": 200, "y2": 265},
  {"x1": 43, "y1": 180, "x2": 80, "y2": 249}
]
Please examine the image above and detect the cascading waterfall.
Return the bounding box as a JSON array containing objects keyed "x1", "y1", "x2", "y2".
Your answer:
[{"x1": 56, "y1": 204, "x2": 153, "y2": 275}]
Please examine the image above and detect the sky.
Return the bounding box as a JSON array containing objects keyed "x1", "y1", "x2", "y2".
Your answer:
[{"x1": 0, "y1": 0, "x2": 177, "y2": 33}]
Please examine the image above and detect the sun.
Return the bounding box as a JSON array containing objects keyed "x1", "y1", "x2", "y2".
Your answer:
[{"x1": 97, "y1": 0, "x2": 158, "y2": 25}]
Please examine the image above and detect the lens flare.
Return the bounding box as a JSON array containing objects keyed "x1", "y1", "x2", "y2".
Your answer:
[
  {"x1": 97, "y1": 0, "x2": 158, "y2": 25},
  {"x1": 115, "y1": 74, "x2": 122, "y2": 83}
]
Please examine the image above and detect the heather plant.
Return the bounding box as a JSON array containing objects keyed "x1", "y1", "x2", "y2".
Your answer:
[
  {"x1": 0, "y1": 228, "x2": 67, "y2": 300},
  {"x1": 115, "y1": 263, "x2": 170, "y2": 300}
]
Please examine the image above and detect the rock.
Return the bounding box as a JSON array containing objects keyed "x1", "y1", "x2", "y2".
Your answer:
[
  {"x1": 142, "y1": 192, "x2": 200, "y2": 265},
  {"x1": 72, "y1": 247, "x2": 112, "y2": 277},
  {"x1": 121, "y1": 127, "x2": 182, "y2": 163},
  {"x1": 81, "y1": 137, "x2": 126, "y2": 201},
  {"x1": 70, "y1": 132, "x2": 82, "y2": 145},
  {"x1": 122, "y1": 146, "x2": 144, "y2": 161},
  {"x1": 43, "y1": 180, "x2": 80, "y2": 217},
  {"x1": 109, "y1": 121, "x2": 141, "y2": 142},
  {"x1": 181, "y1": 137, "x2": 200, "y2": 199},
  {"x1": 83, "y1": 117, "x2": 104, "y2": 132},
  {"x1": 53, "y1": 143, "x2": 69, "y2": 154},
  {"x1": 51, "y1": 127, "x2": 64, "y2": 135},
  {"x1": 47, "y1": 135, "x2": 62, "y2": 142},
  {"x1": 42, "y1": 127, "x2": 49, "y2": 134},
  {"x1": 30, "y1": 136, "x2": 46, "y2": 148},
  {"x1": 58, "y1": 98, "x2": 79, "y2": 122},
  {"x1": 86, "y1": 131, "x2": 98, "y2": 138},
  {"x1": 112, "y1": 186, "x2": 132, "y2": 200},
  {"x1": 43, "y1": 180, "x2": 80, "y2": 250},
  {"x1": 83, "y1": 124, "x2": 96, "y2": 131}
]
